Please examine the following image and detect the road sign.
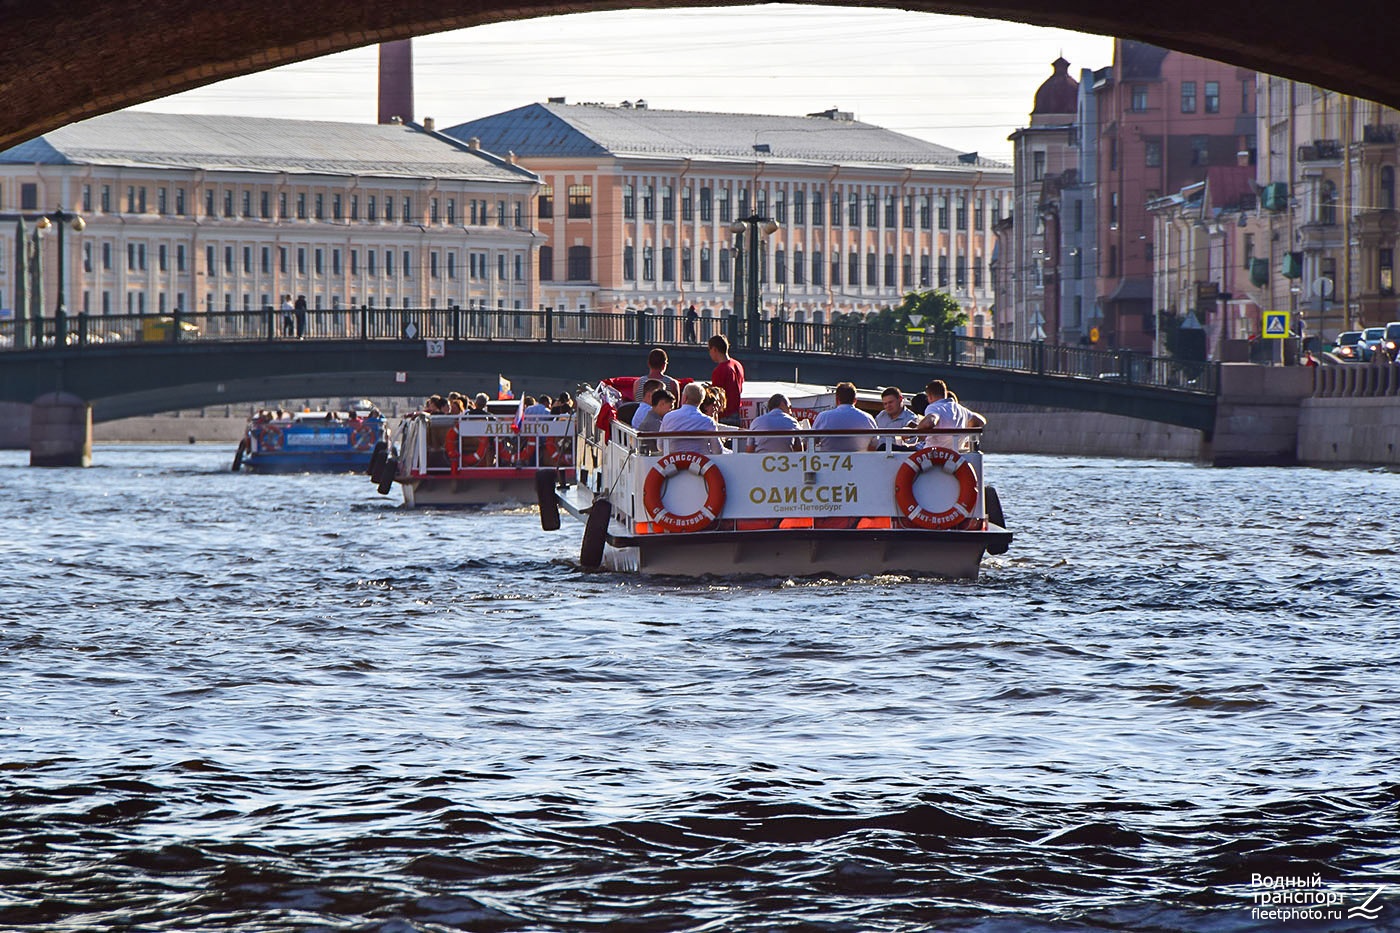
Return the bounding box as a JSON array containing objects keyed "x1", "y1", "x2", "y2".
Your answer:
[
  {"x1": 907, "y1": 314, "x2": 924, "y2": 326},
  {"x1": 906, "y1": 326, "x2": 925, "y2": 346},
  {"x1": 425, "y1": 338, "x2": 445, "y2": 358},
  {"x1": 1262, "y1": 310, "x2": 1290, "y2": 338},
  {"x1": 1089, "y1": 326, "x2": 1100, "y2": 344}
]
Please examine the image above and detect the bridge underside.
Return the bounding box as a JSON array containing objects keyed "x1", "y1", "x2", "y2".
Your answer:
[
  {"x1": 0, "y1": 342, "x2": 1216, "y2": 432},
  {"x1": 1, "y1": 0, "x2": 1395, "y2": 152}
]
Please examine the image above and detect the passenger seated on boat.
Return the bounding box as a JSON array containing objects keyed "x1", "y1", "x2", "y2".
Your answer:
[
  {"x1": 660, "y1": 382, "x2": 720, "y2": 454},
  {"x1": 916, "y1": 380, "x2": 985, "y2": 449},
  {"x1": 874, "y1": 387, "x2": 920, "y2": 451},
  {"x1": 812, "y1": 382, "x2": 877, "y2": 451},
  {"x1": 615, "y1": 400, "x2": 641, "y2": 430},
  {"x1": 748, "y1": 393, "x2": 801, "y2": 453},
  {"x1": 632, "y1": 380, "x2": 663, "y2": 429},
  {"x1": 552, "y1": 392, "x2": 574, "y2": 415},
  {"x1": 635, "y1": 388, "x2": 675, "y2": 454}
]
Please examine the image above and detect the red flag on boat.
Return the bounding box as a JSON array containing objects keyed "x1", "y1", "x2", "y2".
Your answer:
[
  {"x1": 510, "y1": 397, "x2": 526, "y2": 433},
  {"x1": 497, "y1": 375, "x2": 513, "y2": 400}
]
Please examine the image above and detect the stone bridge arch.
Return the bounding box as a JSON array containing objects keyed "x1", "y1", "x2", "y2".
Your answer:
[{"x1": 2, "y1": 0, "x2": 1389, "y2": 151}]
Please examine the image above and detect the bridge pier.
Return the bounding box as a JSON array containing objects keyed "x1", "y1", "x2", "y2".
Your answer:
[
  {"x1": 30, "y1": 392, "x2": 92, "y2": 467},
  {"x1": 1209, "y1": 364, "x2": 1313, "y2": 467}
]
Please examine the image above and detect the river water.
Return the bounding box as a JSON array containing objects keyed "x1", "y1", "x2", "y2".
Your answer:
[{"x1": 2, "y1": 446, "x2": 1397, "y2": 932}]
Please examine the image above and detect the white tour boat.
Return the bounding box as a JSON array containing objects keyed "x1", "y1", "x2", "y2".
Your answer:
[
  {"x1": 535, "y1": 380, "x2": 1011, "y2": 577},
  {"x1": 370, "y1": 401, "x2": 577, "y2": 508}
]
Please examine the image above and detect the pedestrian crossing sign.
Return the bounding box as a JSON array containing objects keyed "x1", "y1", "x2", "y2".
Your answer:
[{"x1": 1263, "y1": 310, "x2": 1289, "y2": 338}]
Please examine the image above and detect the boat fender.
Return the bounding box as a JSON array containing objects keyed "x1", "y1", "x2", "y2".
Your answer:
[
  {"x1": 257, "y1": 423, "x2": 282, "y2": 451},
  {"x1": 642, "y1": 452, "x2": 726, "y2": 533},
  {"x1": 376, "y1": 456, "x2": 397, "y2": 495},
  {"x1": 893, "y1": 447, "x2": 979, "y2": 530},
  {"x1": 984, "y1": 485, "x2": 1010, "y2": 555},
  {"x1": 536, "y1": 469, "x2": 562, "y2": 531},
  {"x1": 367, "y1": 440, "x2": 388, "y2": 478},
  {"x1": 231, "y1": 437, "x2": 249, "y2": 472},
  {"x1": 580, "y1": 499, "x2": 611, "y2": 569}
]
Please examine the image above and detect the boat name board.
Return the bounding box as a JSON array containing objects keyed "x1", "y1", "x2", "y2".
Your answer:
[{"x1": 283, "y1": 429, "x2": 352, "y2": 447}]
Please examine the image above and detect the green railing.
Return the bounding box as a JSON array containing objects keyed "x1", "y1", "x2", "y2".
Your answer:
[{"x1": 0, "y1": 308, "x2": 1219, "y2": 395}]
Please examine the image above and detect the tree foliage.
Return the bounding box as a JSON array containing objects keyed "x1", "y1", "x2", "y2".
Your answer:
[{"x1": 832, "y1": 290, "x2": 968, "y2": 333}]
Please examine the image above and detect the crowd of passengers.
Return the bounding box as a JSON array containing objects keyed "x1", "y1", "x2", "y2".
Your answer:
[
  {"x1": 419, "y1": 391, "x2": 575, "y2": 417},
  {"x1": 622, "y1": 336, "x2": 987, "y2": 456}
]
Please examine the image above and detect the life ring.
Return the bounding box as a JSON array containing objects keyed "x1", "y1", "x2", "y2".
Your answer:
[
  {"x1": 498, "y1": 437, "x2": 537, "y2": 466},
  {"x1": 893, "y1": 447, "x2": 979, "y2": 530},
  {"x1": 544, "y1": 436, "x2": 573, "y2": 467},
  {"x1": 642, "y1": 452, "x2": 725, "y2": 533},
  {"x1": 350, "y1": 424, "x2": 377, "y2": 451},
  {"x1": 446, "y1": 426, "x2": 491, "y2": 469},
  {"x1": 257, "y1": 424, "x2": 282, "y2": 451}
]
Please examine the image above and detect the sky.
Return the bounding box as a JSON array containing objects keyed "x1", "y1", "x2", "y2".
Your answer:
[{"x1": 130, "y1": 4, "x2": 1115, "y2": 165}]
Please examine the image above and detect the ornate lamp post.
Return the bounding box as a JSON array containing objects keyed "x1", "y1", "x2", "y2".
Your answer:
[
  {"x1": 36, "y1": 206, "x2": 86, "y2": 343},
  {"x1": 729, "y1": 214, "x2": 779, "y2": 349}
]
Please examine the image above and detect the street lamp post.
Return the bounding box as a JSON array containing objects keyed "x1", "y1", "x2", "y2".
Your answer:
[
  {"x1": 729, "y1": 213, "x2": 778, "y2": 350},
  {"x1": 37, "y1": 206, "x2": 86, "y2": 344}
]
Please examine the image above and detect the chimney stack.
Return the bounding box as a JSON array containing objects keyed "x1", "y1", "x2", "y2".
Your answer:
[{"x1": 378, "y1": 40, "x2": 414, "y2": 125}]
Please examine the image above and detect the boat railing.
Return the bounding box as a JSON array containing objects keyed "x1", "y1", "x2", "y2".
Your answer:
[{"x1": 399, "y1": 411, "x2": 576, "y2": 476}]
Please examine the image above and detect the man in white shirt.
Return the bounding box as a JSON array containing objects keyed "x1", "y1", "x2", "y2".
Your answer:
[
  {"x1": 811, "y1": 382, "x2": 877, "y2": 451},
  {"x1": 874, "y1": 386, "x2": 920, "y2": 451},
  {"x1": 659, "y1": 382, "x2": 720, "y2": 454},
  {"x1": 747, "y1": 394, "x2": 801, "y2": 452},
  {"x1": 916, "y1": 379, "x2": 986, "y2": 448}
]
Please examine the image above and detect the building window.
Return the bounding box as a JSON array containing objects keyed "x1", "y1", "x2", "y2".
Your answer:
[
  {"x1": 177, "y1": 245, "x2": 185, "y2": 272},
  {"x1": 847, "y1": 251, "x2": 858, "y2": 286},
  {"x1": 243, "y1": 246, "x2": 252, "y2": 273},
  {"x1": 774, "y1": 249, "x2": 786, "y2": 284},
  {"x1": 920, "y1": 254, "x2": 930, "y2": 287},
  {"x1": 1032, "y1": 151, "x2": 1046, "y2": 181},
  {"x1": 775, "y1": 191, "x2": 787, "y2": 224},
  {"x1": 1204, "y1": 81, "x2": 1220, "y2": 114},
  {"x1": 866, "y1": 194, "x2": 878, "y2": 228},
  {"x1": 205, "y1": 245, "x2": 215, "y2": 275},
  {"x1": 699, "y1": 187, "x2": 712, "y2": 222},
  {"x1": 1319, "y1": 180, "x2": 1338, "y2": 225},
  {"x1": 681, "y1": 246, "x2": 693, "y2": 281},
  {"x1": 661, "y1": 185, "x2": 674, "y2": 221},
  {"x1": 536, "y1": 185, "x2": 553, "y2": 220},
  {"x1": 1380, "y1": 248, "x2": 1395, "y2": 295},
  {"x1": 700, "y1": 245, "x2": 712, "y2": 282},
  {"x1": 403, "y1": 250, "x2": 412, "y2": 277},
  {"x1": 812, "y1": 250, "x2": 823, "y2": 286},
  {"x1": 514, "y1": 254, "x2": 523, "y2": 281},
  {"x1": 1131, "y1": 85, "x2": 1149, "y2": 111},
  {"x1": 567, "y1": 185, "x2": 592, "y2": 219},
  {"x1": 956, "y1": 194, "x2": 968, "y2": 230},
  {"x1": 718, "y1": 188, "x2": 731, "y2": 222},
  {"x1": 866, "y1": 251, "x2": 878, "y2": 286},
  {"x1": 566, "y1": 245, "x2": 591, "y2": 281},
  {"x1": 642, "y1": 185, "x2": 654, "y2": 220},
  {"x1": 662, "y1": 246, "x2": 675, "y2": 281},
  {"x1": 719, "y1": 247, "x2": 731, "y2": 283},
  {"x1": 1191, "y1": 135, "x2": 1210, "y2": 166},
  {"x1": 623, "y1": 245, "x2": 635, "y2": 280},
  {"x1": 1181, "y1": 81, "x2": 1197, "y2": 113},
  {"x1": 403, "y1": 198, "x2": 413, "y2": 223},
  {"x1": 938, "y1": 255, "x2": 948, "y2": 288},
  {"x1": 539, "y1": 245, "x2": 554, "y2": 281},
  {"x1": 223, "y1": 190, "x2": 233, "y2": 217},
  {"x1": 296, "y1": 194, "x2": 306, "y2": 219},
  {"x1": 335, "y1": 249, "x2": 344, "y2": 275},
  {"x1": 938, "y1": 195, "x2": 949, "y2": 229},
  {"x1": 812, "y1": 193, "x2": 824, "y2": 226},
  {"x1": 642, "y1": 245, "x2": 655, "y2": 281},
  {"x1": 101, "y1": 186, "x2": 112, "y2": 213},
  {"x1": 1145, "y1": 139, "x2": 1162, "y2": 167},
  {"x1": 83, "y1": 185, "x2": 93, "y2": 212},
  {"x1": 956, "y1": 256, "x2": 967, "y2": 289},
  {"x1": 1381, "y1": 166, "x2": 1395, "y2": 210}
]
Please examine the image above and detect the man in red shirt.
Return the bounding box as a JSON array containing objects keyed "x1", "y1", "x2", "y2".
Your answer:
[{"x1": 707, "y1": 334, "x2": 745, "y2": 426}]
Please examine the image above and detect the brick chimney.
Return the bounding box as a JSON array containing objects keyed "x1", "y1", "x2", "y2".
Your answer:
[{"x1": 378, "y1": 40, "x2": 413, "y2": 125}]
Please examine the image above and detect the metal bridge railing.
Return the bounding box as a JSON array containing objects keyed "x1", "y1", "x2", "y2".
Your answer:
[{"x1": 0, "y1": 308, "x2": 1219, "y2": 395}]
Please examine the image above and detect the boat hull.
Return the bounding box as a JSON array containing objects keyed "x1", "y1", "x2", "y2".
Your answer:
[
  {"x1": 401, "y1": 474, "x2": 544, "y2": 508},
  {"x1": 600, "y1": 526, "x2": 1011, "y2": 578},
  {"x1": 244, "y1": 451, "x2": 374, "y2": 474}
]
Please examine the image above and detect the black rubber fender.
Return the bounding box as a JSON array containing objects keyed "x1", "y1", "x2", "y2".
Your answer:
[
  {"x1": 231, "y1": 438, "x2": 249, "y2": 472},
  {"x1": 375, "y1": 457, "x2": 397, "y2": 495},
  {"x1": 536, "y1": 469, "x2": 561, "y2": 531},
  {"x1": 580, "y1": 499, "x2": 611, "y2": 569},
  {"x1": 367, "y1": 440, "x2": 388, "y2": 478},
  {"x1": 984, "y1": 485, "x2": 1009, "y2": 555}
]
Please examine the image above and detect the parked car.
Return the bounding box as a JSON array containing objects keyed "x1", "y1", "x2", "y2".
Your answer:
[
  {"x1": 1383, "y1": 321, "x2": 1400, "y2": 358},
  {"x1": 1360, "y1": 326, "x2": 1386, "y2": 361},
  {"x1": 1334, "y1": 330, "x2": 1365, "y2": 361}
]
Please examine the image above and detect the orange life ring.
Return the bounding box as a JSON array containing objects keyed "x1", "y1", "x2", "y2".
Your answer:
[
  {"x1": 642, "y1": 452, "x2": 726, "y2": 533},
  {"x1": 893, "y1": 447, "x2": 979, "y2": 530},
  {"x1": 257, "y1": 424, "x2": 282, "y2": 451},
  {"x1": 350, "y1": 424, "x2": 376, "y2": 451},
  {"x1": 543, "y1": 436, "x2": 573, "y2": 467},
  {"x1": 498, "y1": 436, "x2": 537, "y2": 466},
  {"x1": 446, "y1": 426, "x2": 490, "y2": 470}
]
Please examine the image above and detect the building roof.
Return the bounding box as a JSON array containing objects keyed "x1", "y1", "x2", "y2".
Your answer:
[
  {"x1": 0, "y1": 111, "x2": 538, "y2": 183},
  {"x1": 444, "y1": 102, "x2": 1007, "y2": 171},
  {"x1": 1204, "y1": 165, "x2": 1256, "y2": 212},
  {"x1": 1032, "y1": 57, "x2": 1079, "y2": 117}
]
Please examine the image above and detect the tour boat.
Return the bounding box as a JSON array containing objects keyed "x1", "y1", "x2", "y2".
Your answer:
[
  {"x1": 369, "y1": 401, "x2": 577, "y2": 508},
  {"x1": 233, "y1": 404, "x2": 385, "y2": 473},
  {"x1": 536, "y1": 380, "x2": 1012, "y2": 578}
]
